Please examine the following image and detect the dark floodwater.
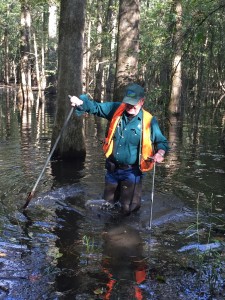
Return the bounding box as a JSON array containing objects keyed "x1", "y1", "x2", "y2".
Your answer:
[{"x1": 0, "y1": 88, "x2": 225, "y2": 299}]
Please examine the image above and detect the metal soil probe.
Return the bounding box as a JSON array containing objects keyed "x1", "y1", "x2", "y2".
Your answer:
[{"x1": 23, "y1": 102, "x2": 74, "y2": 210}]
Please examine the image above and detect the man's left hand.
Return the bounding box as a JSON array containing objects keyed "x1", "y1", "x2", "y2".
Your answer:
[{"x1": 153, "y1": 151, "x2": 165, "y2": 163}]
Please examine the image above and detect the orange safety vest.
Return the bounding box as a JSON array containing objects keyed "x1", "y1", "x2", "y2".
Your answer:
[{"x1": 103, "y1": 103, "x2": 154, "y2": 172}]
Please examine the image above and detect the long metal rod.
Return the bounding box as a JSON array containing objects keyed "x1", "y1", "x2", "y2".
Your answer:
[
  {"x1": 23, "y1": 105, "x2": 74, "y2": 209},
  {"x1": 149, "y1": 162, "x2": 156, "y2": 230}
]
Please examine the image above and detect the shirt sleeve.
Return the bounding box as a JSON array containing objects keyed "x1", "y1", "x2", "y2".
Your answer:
[
  {"x1": 151, "y1": 116, "x2": 169, "y2": 153},
  {"x1": 75, "y1": 95, "x2": 121, "y2": 120}
]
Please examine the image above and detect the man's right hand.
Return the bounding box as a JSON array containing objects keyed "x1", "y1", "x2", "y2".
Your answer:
[{"x1": 70, "y1": 96, "x2": 83, "y2": 107}]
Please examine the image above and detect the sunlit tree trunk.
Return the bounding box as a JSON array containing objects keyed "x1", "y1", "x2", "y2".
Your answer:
[
  {"x1": 4, "y1": 5, "x2": 9, "y2": 85},
  {"x1": 33, "y1": 33, "x2": 42, "y2": 100},
  {"x1": 35, "y1": 101, "x2": 45, "y2": 145},
  {"x1": 221, "y1": 112, "x2": 225, "y2": 152},
  {"x1": 169, "y1": 0, "x2": 183, "y2": 116},
  {"x1": 46, "y1": 3, "x2": 58, "y2": 94},
  {"x1": 114, "y1": 0, "x2": 140, "y2": 100},
  {"x1": 4, "y1": 28, "x2": 9, "y2": 85},
  {"x1": 83, "y1": 17, "x2": 91, "y2": 94},
  {"x1": 51, "y1": 0, "x2": 86, "y2": 159},
  {"x1": 12, "y1": 60, "x2": 17, "y2": 85},
  {"x1": 40, "y1": 5, "x2": 48, "y2": 92},
  {"x1": 106, "y1": 1, "x2": 117, "y2": 101},
  {"x1": 18, "y1": 1, "x2": 33, "y2": 108},
  {"x1": 93, "y1": 0, "x2": 103, "y2": 102}
]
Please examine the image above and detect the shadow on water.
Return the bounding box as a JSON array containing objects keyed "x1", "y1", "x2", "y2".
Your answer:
[{"x1": 0, "y1": 88, "x2": 225, "y2": 299}]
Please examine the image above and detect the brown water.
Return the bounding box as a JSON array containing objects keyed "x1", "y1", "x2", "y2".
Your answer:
[{"x1": 0, "y1": 88, "x2": 225, "y2": 299}]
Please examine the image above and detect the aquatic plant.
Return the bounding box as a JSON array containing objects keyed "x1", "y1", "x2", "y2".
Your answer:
[
  {"x1": 82, "y1": 235, "x2": 95, "y2": 254},
  {"x1": 185, "y1": 193, "x2": 225, "y2": 298}
]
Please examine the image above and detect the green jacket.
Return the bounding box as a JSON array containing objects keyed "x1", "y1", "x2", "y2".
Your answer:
[{"x1": 76, "y1": 95, "x2": 169, "y2": 165}]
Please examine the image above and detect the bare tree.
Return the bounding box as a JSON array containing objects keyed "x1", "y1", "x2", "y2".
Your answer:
[{"x1": 169, "y1": 0, "x2": 183, "y2": 116}]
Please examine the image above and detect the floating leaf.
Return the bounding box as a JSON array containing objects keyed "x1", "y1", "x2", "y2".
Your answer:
[
  {"x1": 215, "y1": 207, "x2": 222, "y2": 211},
  {"x1": 94, "y1": 288, "x2": 104, "y2": 295}
]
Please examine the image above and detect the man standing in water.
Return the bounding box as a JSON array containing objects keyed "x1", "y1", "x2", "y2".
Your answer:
[{"x1": 70, "y1": 83, "x2": 169, "y2": 215}]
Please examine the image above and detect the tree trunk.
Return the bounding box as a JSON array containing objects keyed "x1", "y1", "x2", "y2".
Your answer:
[
  {"x1": 221, "y1": 112, "x2": 225, "y2": 152},
  {"x1": 114, "y1": 0, "x2": 140, "y2": 101},
  {"x1": 4, "y1": 5, "x2": 9, "y2": 85},
  {"x1": 40, "y1": 5, "x2": 48, "y2": 92},
  {"x1": 33, "y1": 32, "x2": 42, "y2": 100},
  {"x1": 93, "y1": 0, "x2": 103, "y2": 102},
  {"x1": 106, "y1": 0, "x2": 117, "y2": 101},
  {"x1": 46, "y1": 4, "x2": 58, "y2": 94},
  {"x1": 18, "y1": 1, "x2": 34, "y2": 108},
  {"x1": 51, "y1": 0, "x2": 86, "y2": 160},
  {"x1": 169, "y1": 0, "x2": 182, "y2": 116},
  {"x1": 83, "y1": 17, "x2": 91, "y2": 94}
]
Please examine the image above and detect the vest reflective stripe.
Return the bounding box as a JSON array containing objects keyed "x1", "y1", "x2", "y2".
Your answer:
[{"x1": 103, "y1": 104, "x2": 154, "y2": 172}]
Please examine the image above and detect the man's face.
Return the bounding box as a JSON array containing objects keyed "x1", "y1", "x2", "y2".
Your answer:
[{"x1": 125, "y1": 98, "x2": 144, "y2": 116}]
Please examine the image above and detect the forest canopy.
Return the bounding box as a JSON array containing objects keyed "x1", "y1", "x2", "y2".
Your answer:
[{"x1": 0, "y1": 0, "x2": 224, "y2": 119}]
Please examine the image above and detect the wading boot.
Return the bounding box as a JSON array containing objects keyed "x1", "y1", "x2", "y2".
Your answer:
[
  {"x1": 101, "y1": 182, "x2": 120, "y2": 211},
  {"x1": 120, "y1": 180, "x2": 142, "y2": 215},
  {"x1": 129, "y1": 181, "x2": 142, "y2": 213}
]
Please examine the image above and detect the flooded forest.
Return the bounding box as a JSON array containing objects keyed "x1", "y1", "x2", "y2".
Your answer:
[{"x1": 0, "y1": 1, "x2": 225, "y2": 299}]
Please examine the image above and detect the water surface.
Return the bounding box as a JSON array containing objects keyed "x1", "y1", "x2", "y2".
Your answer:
[{"x1": 0, "y1": 88, "x2": 225, "y2": 299}]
